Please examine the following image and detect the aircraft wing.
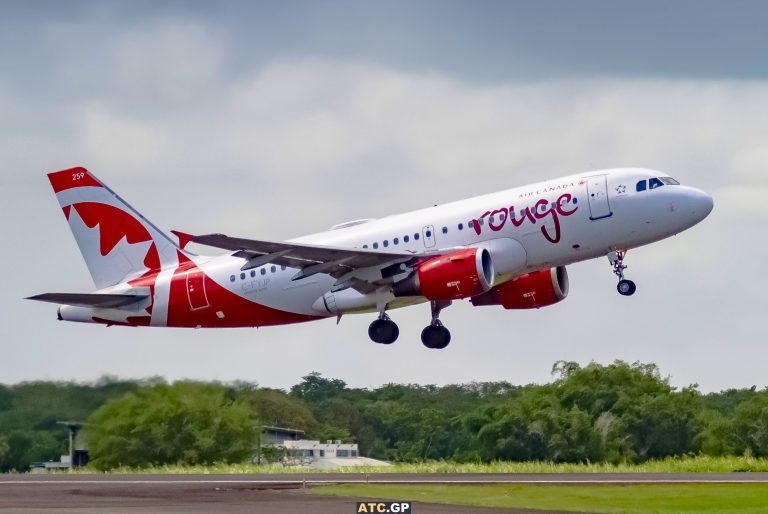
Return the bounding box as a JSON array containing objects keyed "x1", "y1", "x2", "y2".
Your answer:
[
  {"x1": 26, "y1": 293, "x2": 149, "y2": 308},
  {"x1": 190, "y1": 233, "x2": 432, "y2": 289}
]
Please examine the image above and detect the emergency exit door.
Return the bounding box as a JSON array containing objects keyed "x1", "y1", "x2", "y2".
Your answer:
[
  {"x1": 586, "y1": 175, "x2": 612, "y2": 220},
  {"x1": 186, "y1": 269, "x2": 210, "y2": 310}
]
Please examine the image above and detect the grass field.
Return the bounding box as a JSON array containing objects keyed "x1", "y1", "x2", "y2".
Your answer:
[
  {"x1": 69, "y1": 455, "x2": 768, "y2": 474},
  {"x1": 315, "y1": 483, "x2": 768, "y2": 514}
]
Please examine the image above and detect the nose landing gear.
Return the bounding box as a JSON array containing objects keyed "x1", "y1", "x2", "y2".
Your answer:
[
  {"x1": 421, "y1": 300, "x2": 452, "y2": 349},
  {"x1": 608, "y1": 250, "x2": 636, "y2": 296},
  {"x1": 368, "y1": 312, "x2": 399, "y2": 344}
]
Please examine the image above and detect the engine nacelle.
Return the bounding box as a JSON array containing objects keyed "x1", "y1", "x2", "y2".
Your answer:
[
  {"x1": 393, "y1": 248, "x2": 494, "y2": 301},
  {"x1": 470, "y1": 266, "x2": 569, "y2": 309}
]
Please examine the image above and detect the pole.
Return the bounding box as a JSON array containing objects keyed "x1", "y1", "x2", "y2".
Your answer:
[{"x1": 68, "y1": 428, "x2": 74, "y2": 469}]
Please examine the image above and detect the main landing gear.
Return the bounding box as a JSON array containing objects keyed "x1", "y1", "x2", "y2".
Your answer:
[
  {"x1": 421, "y1": 300, "x2": 451, "y2": 350},
  {"x1": 368, "y1": 312, "x2": 399, "y2": 344},
  {"x1": 367, "y1": 301, "x2": 452, "y2": 349},
  {"x1": 608, "y1": 250, "x2": 636, "y2": 296}
]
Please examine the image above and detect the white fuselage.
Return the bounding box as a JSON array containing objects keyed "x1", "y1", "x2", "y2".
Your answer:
[{"x1": 164, "y1": 167, "x2": 712, "y2": 320}]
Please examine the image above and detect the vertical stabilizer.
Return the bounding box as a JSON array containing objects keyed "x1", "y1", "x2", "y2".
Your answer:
[{"x1": 48, "y1": 166, "x2": 186, "y2": 289}]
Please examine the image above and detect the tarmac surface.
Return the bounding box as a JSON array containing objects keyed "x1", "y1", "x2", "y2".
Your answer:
[{"x1": 1, "y1": 473, "x2": 767, "y2": 514}]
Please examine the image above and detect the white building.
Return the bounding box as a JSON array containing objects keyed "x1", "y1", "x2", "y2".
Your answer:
[{"x1": 281, "y1": 439, "x2": 390, "y2": 469}]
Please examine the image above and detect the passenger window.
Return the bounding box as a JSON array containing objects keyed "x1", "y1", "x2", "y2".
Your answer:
[
  {"x1": 240, "y1": 273, "x2": 245, "y2": 280},
  {"x1": 414, "y1": 233, "x2": 420, "y2": 240},
  {"x1": 649, "y1": 178, "x2": 663, "y2": 189},
  {"x1": 425, "y1": 230, "x2": 432, "y2": 237},
  {"x1": 393, "y1": 237, "x2": 399, "y2": 245},
  {"x1": 373, "y1": 242, "x2": 379, "y2": 249},
  {"x1": 363, "y1": 244, "x2": 368, "y2": 248},
  {"x1": 251, "y1": 270, "x2": 256, "y2": 278},
  {"x1": 404, "y1": 235, "x2": 409, "y2": 242},
  {"x1": 458, "y1": 223, "x2": 463, "y2": 230},
  {"x1": 261, "y1": 268, "x2": 266, "y2": 275},
  {"x1": 271, "y1": 266, "x2": 276, "y2": 273},
  {"x1": 383, "y1": 240, "x2": 389, "y2": 247},
  {"x1": 636, "y1": 180, "x2": 647, "y2": 192},
  {"x1": 442, "y1": 227, "x2": 448, "y2": 234},
  {"x1": 281, "y1": 265, "x2": 286, "y2": 271},
  {"x1": 230, "y1": 275, "x2": 235, "y2": 282}
]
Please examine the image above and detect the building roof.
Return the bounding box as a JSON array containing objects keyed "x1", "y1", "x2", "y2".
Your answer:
[{"x1": 262, "y1": 425, "x2": 305, "y2": 435}]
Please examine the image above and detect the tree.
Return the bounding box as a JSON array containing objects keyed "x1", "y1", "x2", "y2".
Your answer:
[
  {"x1": 241, "y1": 388, "x2": 318, "y2": 432},
  {"x1": 608, "y1": 389, "x2": 702, "y2": 461},
  {"x1": 472, "y1": 387, "x2": 603, "y2": 463},
  {"x1": 86, "y1": 382, "x2": 258, "y2": 470},
  {"x1": 290, "y1": 372, "x2": 347, "y2": 403},
  {"x1": 730, "y1": 394, "x2": 768, "y2": 457}
]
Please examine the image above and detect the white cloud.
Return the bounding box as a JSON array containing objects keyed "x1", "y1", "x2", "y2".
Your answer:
[{"x1": 112, "y1": 21, "x2": 224, "y2": 103}]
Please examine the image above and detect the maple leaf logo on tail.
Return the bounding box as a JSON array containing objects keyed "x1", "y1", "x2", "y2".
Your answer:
[{"x1": 47, "y1": 166, "x2": 188, "y2": 295}]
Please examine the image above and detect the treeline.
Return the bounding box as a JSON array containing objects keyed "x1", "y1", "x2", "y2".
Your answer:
[{"x1": 1, "y1": 361, "x2": 767, "y2": 471}]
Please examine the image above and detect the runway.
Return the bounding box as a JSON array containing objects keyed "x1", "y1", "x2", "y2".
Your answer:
[
  {"x1": 1, "y1": 473, "x2": 767, "y2": 514},
  {"x1": 3, "y1": 472, "x2": 768, "y2": 484}
]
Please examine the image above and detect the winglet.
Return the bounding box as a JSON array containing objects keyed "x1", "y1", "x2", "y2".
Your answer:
[{"x1": 171, "y1": 230, "x2": 195, "y2": 250}]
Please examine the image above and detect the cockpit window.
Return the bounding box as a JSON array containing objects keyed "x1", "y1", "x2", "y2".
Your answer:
[{"x1": 637, "y1": 176, "x2": 679, "y2": 192}]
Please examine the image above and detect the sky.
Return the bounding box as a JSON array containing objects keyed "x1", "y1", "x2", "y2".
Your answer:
[{"x1": 1, "y1": 0, "x2": 766, "y2": 392}]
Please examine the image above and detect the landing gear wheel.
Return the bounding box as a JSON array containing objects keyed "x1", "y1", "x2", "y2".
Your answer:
[
  {"x1": 421, "y1": 323, "x2": 451, "y2": 349},
  {"x1": 617, "y1": 279, "x2": 636, "y2": 296},
  {"x1": 608, "y1": 250, "x2": 636, "y2": 297},
  {"x1": 368, "y1": 318, "x2": 399, "y2": 344}
]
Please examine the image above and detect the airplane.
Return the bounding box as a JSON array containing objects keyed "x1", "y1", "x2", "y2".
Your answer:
[{"x1": 27, "y1": 166, "x2": 713, "y2": 349}]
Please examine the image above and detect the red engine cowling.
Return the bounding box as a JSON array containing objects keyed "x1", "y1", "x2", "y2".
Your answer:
[
  {"x1": 393, "y1": 248, "x2": 495, "y2": 301},
  {"x1": 470, "y1": 266, "x2": 569, "y2": 309}
]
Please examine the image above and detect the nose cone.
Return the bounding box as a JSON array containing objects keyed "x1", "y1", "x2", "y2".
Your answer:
[
  {"x1": 677, "y1": 187, "x2": 713, "y2": 229},
  {"x1": 688, "y1": 188, "x2": 714, "y2": 221}
]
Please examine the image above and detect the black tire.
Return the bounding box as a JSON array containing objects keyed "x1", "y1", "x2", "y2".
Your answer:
[
  {"x1": 421, "y1": 324, "x2": 451, "y2": 349},
  {"x1": 617, "y1": 279, "x2": 637, "y2": 296},
  {"x1": 368, "y1": 319, "x2": 399, "y2": 344}
]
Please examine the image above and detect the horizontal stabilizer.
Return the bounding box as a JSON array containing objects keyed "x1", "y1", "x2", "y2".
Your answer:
[{"x1": 26, "y1": 293, "x2": 148, "y2": 309}]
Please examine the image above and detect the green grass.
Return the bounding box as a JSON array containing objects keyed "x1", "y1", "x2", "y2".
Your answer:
[
  {"x1": 67, "y1": 455, "x2": 768, "y2": 474},
  {"x1": 315, "y1": 483, "x2": 768, "y2": 514}
]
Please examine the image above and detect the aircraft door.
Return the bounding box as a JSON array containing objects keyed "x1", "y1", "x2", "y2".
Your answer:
[
  {"x1": 422, "y1": 225, "x2": 436, "y2": 248},
  {"x1": 186, "y1": 269, "x2": 210, "y2": 310},
  {"x1": 586, "y1": 175, "x2": 613, "y2": 220}
]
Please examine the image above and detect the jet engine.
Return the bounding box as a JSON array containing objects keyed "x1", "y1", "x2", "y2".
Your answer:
[
  {"x1": 470, "y1": 266, "x2": 569, "y2": 309},
  {"x1": 393, "y1": 248, "x2": 494, "y2": 301}
]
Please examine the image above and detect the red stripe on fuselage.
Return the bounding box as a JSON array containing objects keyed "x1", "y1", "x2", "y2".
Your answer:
[
  {"x1": 92, "y1": 316, "x2": 151, "y2": 327},
  {"x1": 166, "y1": 252, "x2": 321, "y2": 328}
]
